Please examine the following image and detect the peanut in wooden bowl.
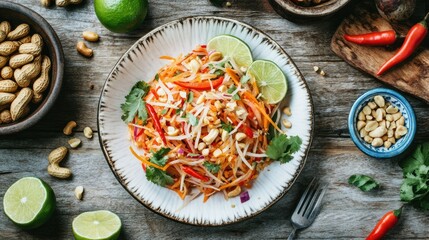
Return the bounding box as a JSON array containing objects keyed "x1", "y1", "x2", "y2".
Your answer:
[
  {"x1": 269, "y1": 0, "x2": 354, "y2": 22},
  {"x1": 0, "y1": 1, "x2": 64, "y2": 135}
]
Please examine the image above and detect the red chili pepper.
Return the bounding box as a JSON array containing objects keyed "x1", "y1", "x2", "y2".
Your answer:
[
  {"x1": 240, "y1": 123, "x2": 253, "y2": 138},
  {"x1": 150, "y1": 88, "x2": 159, "y2": 100},
  {"x1": 377, "y1": 13, "x2": 429, "y2": 75},
  {"x1": 146, "y1": 103, "x2": 167, "y2": 145},
  {"x1": 344, "y1": 30, "x2": 398, "y2": 46},
  {"x1": 174, "y1": 76, "x2": 224, "y2": 90},
  {"x1": 141, "y1": 163, "x2": 146, "y2": 172},
  {"x1": 182, "y1": 166, "x2": 209, "y2": 181},
  {"x1": 366, "y1": 207, "x2": 403, "y2": 240},
  {"x1": 246, "y1": 106, "x2": 255, "y2": 120}
]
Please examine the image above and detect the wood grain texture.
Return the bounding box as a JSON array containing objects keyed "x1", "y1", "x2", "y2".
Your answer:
[
  {"x1": 331, "y1": 2, "x2": 429, "y2": 103},
  {"x1": 0, "y1": 0, "x2": 428, "y2": 239}
]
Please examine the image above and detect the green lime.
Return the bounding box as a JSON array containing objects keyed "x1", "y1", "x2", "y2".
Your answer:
[
  {"x1": 207, "y1": 35, "x2": 253, "y2": 68},
  {"x1": 94, "y1": 0, "x2": 148, "y2": 33},
  {"x1": 246, "y1": 60, "x2": 288, "y2": 104},
  {"x1": 72, "y1": 210, "x2": 122, "y2": 240},
  {"x1": 3, "y1": 177, "x2": 56, "y2": 230}
]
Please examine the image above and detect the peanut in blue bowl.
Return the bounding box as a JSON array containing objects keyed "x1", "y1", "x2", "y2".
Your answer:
[{"x1": 348, "y1": 88, "x2": 417, "y2": 159}]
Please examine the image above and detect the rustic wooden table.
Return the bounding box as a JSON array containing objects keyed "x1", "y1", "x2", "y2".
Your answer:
[{"x1": 1, "y1": 0, "x2": 429, "y2": 239}]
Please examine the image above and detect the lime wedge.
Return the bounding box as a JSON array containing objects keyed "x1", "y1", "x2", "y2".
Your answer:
[
  {"x1": 72, "y1": 210, "x2": 122, "y2": 240},
  {"x1": 3, "y1": 177, "x2": 56, "y2": 229},
  {"x1": 246, "y1": 60, "x2": 287, "y2": 104},
  {"x1": 207, "y1": 35, "x2": 253, "y2": 68}
]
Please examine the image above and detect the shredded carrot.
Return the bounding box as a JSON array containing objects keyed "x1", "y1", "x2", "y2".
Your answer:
[{"x1": 226, "y1": 68, "x2": 240, "y2": 85}]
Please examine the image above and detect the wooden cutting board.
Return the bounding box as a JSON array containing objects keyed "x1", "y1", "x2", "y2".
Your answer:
[{"x1": 331, "y1": 2, "x2": 429, "y2": 103}]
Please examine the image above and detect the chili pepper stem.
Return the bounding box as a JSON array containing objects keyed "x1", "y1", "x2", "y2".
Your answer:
[{"x1": 393, "y1": 205, "x2": 403, "y2": 218}]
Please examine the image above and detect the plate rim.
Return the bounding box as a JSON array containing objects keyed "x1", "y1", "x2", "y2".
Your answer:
[{"x1": 97, "y1": 15, "x2": 315, "y2": 226}]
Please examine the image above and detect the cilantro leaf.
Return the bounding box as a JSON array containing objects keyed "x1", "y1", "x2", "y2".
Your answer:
[
  {"x1": 175, "y1": 108, "x2": 183, "y2": 116},
  {"x1": 154, "y1": 73, "x2": 159, "y2": 81},
  {"x1": 348, "y1": 174, "x2": 380, "y2": 192},
  {"x1": 214, "y1": 69, "x2": 224, "y2": 76},
  {"x1": 398, "y1": 142, "x2": 429, "y2": 210},
  {"x1": 266, "y1": 134, "x2": 302, "y2": 164},
  {"x1": 221, "y1": 121, "x2": 233, "y2": 133},
  {"x1": 121, "y1": 81, "x2": 150, "y2": 123},
  {"x1": 399, "y1": 143, "x2": 429, "y2": 174},
  {"x1": 187, "y1": 113, "x2": 199, "y2": 126},
  {"x1": 227, "y1": 85, "x2": 240, "y2": 100},
  {"x1": 240, "y1": 75, "x2": 250, "y2": 84},
  {"x1": 187, "y1": 91, "x2": 194, "y2": 103},
  {"x1": 203, "y1": 162, "x2": 220, "y2": 174},
  {"x1": 150, "y1": 148, "x2": 171, "y2": 166},
  {"x1": 146, "y1": 167, "x2": 174, "y2": 187},
  {"x1": 145, "y1": 148, "x2": 173, "y2": 187},
  {"x1": 160, "y1": 109, "x2": 168, "y2": 115}
]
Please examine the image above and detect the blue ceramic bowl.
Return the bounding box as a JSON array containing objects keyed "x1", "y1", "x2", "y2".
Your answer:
[{"x1": 348, "y1": 88, "x2": 416, "y2": 159}]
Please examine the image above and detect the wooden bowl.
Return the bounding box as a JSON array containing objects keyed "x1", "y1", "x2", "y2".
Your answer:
[
  {"x1": 269, "y1": 0, "x2": 354, "y2": 22},
  {"x1": 0, "y1": 1, "x2": 64, "y2": 135}
]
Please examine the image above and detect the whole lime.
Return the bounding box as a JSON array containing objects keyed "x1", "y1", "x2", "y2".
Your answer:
[{"x1": 94, "y1": 0, "x2": 149, "y2": 33}]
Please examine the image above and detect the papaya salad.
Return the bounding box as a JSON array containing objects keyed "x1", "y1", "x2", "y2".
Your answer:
[{"x1": 121, "y1": 35, "x2": 302, "y2": 202}]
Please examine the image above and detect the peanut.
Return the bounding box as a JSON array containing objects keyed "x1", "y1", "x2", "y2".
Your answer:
[
  {"x1": 0, "y1": 22, "x2": 11, "y2": 36},
  {"x1": 282, "y1": 119, "x2": 292, "y2": 128},
  {"x1": 0, "y1": 109, "x2": 12, "y2": 123},
  {"x1": 82, "y1": 31, "x2": 99, "y2": 42},
  {"x1": 0, "y1": 41, "x2": 19, "y2": 56},
  {"x1": 0, "y1": 80, "x2": 18, "y2": 93},
  {"x1": 371, "y1": 138, "x2": 383, "y2": 147},
  {"x1": 76, "y1": 41, "x2": 93, "y2": 58},
  {"x1": 19, "y1": 43, "x2": 42, "y2": 56},
  {"x1": 369, "y1": 126, "x2": 387, "y2": 138},
  {"x1": 17, "y1": 36, "x2": 31, "y2": 45},
  {"x1": 31, "y1": 34, "x2": 44, "y2": 48},
  {"x1": 227, "y1": 186, "x2": 241, "y2": 198},
  {"x1": 0, "y1": 56, "x2": 8, "y2": 68},
  {"x1": 10, "y1": 87, "x2": 33, "y2": 121},
  {"x1": 47, "y1": 146, "x2": 71, "y2": 179},
  {"x1": 41, "y1": 0, "x2": 53, "y2": 7},
  {"x1": 32, "y1": 92, "x2": 43, "y2": 104},
  {"x1": 374, "y1": 95, "x2": 385, "y2": 108},
  {"x1": 56, "y1": 0, "x2": 83, "y2": 6},
  {"x1": 14, "y1": 55, "x2": 42, "y2": 87},
  {"x1": 0, "y1": 31, "x2": 6, "y2": 43},
  {"x1": 7, "y1": 24, "x2": 30, "y2": 41},
  {"x1": 283, "y1": 107, "x2": 292, "y2": 116},
  {"x1": 83, "y1": 126, "x2": 93, "y2": 139},
  {"x1": 68, "y1": 138, "x2": 81, "y2": 149},
  {"x1": 9, "y1": 53, "x2": 34, "y2": 68},
  {"x1": 74, "y1": 186, "x2": 84, "y2": 200},
  {"x1": 208, "y1": 52, "x2": 222, "y2": 62},
  {"x1": 0, "y1": 92, "x2": 16, "y2": 105},
  {"x1": 63, "y1": 120, "x2": 77, "y2": 135},
  {"x1": 33, "y1": 56, "x2": 51, "y2": 94},
  {"x1": 1, "y1": 66, "x2": 13, "y2": 79}
]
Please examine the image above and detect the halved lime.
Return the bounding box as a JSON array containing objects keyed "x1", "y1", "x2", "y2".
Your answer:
[
  {"x1": 246, "y1": 60, "x2": 287, "y2": 104},
  {"x1": 72, "y1": 210, "x2": 122, "y2": 240},
  {"x1": 207, "y1": 35, "x2": 253, "y2": 68},
  {"x1": 3, "y1": 177, "x2": 56, "y2": 229}
]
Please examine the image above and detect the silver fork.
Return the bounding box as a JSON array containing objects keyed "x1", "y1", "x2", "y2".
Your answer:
[{"x1": 287, "y1": 178, "x2": 328, "y2": 240}]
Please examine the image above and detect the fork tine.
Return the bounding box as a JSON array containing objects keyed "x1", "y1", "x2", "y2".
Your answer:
[
  {"x1": 308, "y1": 185, "x2": 328, "y2": 220},
  {"x1": 303, "y1": 184, "x2": 323, "y2": 218},
  {"x1": 300, "y1": 181, "x2": 320, "y2": 216},
  {"x1": 295, "y1": 178, "x2": 316, "y2": 214}
]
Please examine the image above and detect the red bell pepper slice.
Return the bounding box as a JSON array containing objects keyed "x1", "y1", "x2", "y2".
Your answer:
[
  {"x1": 240, "y1": 123, "x2": 254, "y2": 138},
  {"x1": 146, "y1": 103, "x2": 167, "y2": 145},
  {"x1": 182, "y1": 166, "x2": 209, "y2": 182},
  {"x1": 174, "y1": 76, "x2": 224, "y2": 91},
  {"x1": 142, "y1": 163, "x2": 146, "y2": 172}
]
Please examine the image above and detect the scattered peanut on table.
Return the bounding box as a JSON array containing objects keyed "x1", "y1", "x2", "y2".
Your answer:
[
  {"x1": 47, "y1": 146, "x2": 71, "y2": 179},
  {"x1": 357, "y1": 95, "x2": 408, "y2": 148},
  {"x1": 0, "y1": 21, "x2": 51, "y2": 125}
]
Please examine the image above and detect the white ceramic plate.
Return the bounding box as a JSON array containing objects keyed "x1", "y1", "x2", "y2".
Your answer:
[{"x1": 98, "y1": 16, "x2": 314, "y2": 226}]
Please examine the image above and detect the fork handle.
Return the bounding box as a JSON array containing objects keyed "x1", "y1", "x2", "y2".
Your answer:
[{"x1": 287, "y1": 228, "x2": 297, "y2": 240}]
